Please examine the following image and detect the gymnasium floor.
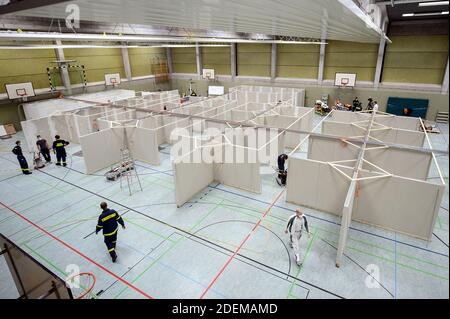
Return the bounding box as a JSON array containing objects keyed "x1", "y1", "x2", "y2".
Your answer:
[{"x1": 0, "y1": 118, "x2": 448, "y2": 299}]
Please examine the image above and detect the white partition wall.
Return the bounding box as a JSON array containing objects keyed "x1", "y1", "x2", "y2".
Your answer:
[
  {"x1": 125, "y1": 127, "x2": 160, "y2": 165},
  {"x1": 21, "y1": 117, "x2": 54, "y2": 152},
  {"x1": 174, "y1": 148, "x2": 215, "y2": 207},
  {"x1": 352, "y1": 172, "x2": 445, "y2": 240},
  {"x1": 80, "y1": 127, "x2": 124, "y2": 174},
  {"x1": 286, "y1": 158, "x2": 351, "y2": 215},
  {"x1": 322, "y1": 121, "x2": 426, "y2": 147},
  {"x1": 214, "y1": 144, "x2": 261, "y2": 194}
]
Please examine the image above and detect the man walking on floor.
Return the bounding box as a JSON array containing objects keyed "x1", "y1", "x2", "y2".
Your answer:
[
  {"x1": 12, "y1": 141, "x2": 32, "y2": 175},
  {"x1": 285, "y1": 208, "x2": 311, "y2": 267},
  {"x1": 36, "y1": 135, "x2": 51, "y2": 163},
  {"x1": 95, "y1": 202, "x2": 126, "y2": 262},
  {"x1": 52, "y1": 135, "x2": 69, "y2": 167}
]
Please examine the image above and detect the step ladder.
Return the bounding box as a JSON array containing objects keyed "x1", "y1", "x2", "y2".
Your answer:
[
  {"x1": 119, "y1": 148, "x2": 143, "y2": 196},
  {"x1": 436, "y1": 111, "x2": 449, "y2": 124}
]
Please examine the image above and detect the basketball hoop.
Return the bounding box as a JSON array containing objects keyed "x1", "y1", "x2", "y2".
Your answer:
[
  {"x1": 110, "y1": 78, "x2": 118, "y2": 86},
  {"x1": 16, "y1": 88, "x2": 27, "y2": 97},
  {"x1": 66, "y1": 272, "x2": 96, "y2": 299}
]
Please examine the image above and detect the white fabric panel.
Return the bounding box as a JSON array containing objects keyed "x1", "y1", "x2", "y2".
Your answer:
[
  {"x1": 363, "y1": 147, "x2": 432, "y2": 180},
  {"x1": 80, "y1": 128, "x2": 124, "y2": 174},
  {"x1": 322, "y1": 121, "x2": 365, "y2": 137},
  {"x1": 323, "y1": 121, "x2": 425, "y2": 147},
  {"x1": 174, "y1": 148, "x2": 214, "y2": 207},
  {"x1": 21, "y1": 117, "x2": 54, "y2": 152},
  {"x1": 76, "y1": 115, "x2": 92, "y2": 137},
  {"x1": 286, "y1": 157, "x2": 350, "y2": 215},
  {"x1": 125, "y1": 127, "x2": 160, "y2": 165},
  {"x1": 97, "y1": 118, "x2": 112, "y2": 131},
  {"x1": 328, "y1": 111, "x2": 366, "y2": 123},
  {"x1": 370, "y1": 129, "x2": 425, "y2": 147},
  {"x1": 64, "y1": 114, "x2": 80, "y2": 143},
  {"x1": 162, "y1": 117, "x2": 191, "y2": 144},
  {"x1": 308, "y1": 135, "x2": 360, "y2": 162},
  {"x1": 374, "y1": 115, "x2": 420, "y2": 131},
  {"x1": 138, "y1": 116, "x2": 165, "y2": 145},
  {"x1": 214, "y1": 144, "x2": 261, "y2": 193},
  {"x1": 353, "y1": 174, "x2": 445, "y2": 240},
  {"x1": 51, "y1": 115, "x2": 71, "y2": 142}
]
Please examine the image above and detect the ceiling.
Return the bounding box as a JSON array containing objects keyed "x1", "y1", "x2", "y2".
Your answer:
[{"x1": 0, "y1": 0, "x2": 386, "y2": 43}]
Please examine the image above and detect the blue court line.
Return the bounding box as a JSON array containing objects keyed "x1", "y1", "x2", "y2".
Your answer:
[{"x1": 136, "y1": 163, "x2": 449, "y2": 258}]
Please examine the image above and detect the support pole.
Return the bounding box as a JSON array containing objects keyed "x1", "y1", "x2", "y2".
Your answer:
[
  {"x1": 166, "y1": 47, "x2": 173, "y2": 75},
  {"x1": 121, "y1": 47, "x2": 132, "y2": 81},
  {"x1": 442, "y1": 57, "x2": 449, "y2": 94},
  {"x1": 271, "y1": 43, "x2": 277, "y2": 81},
  {"x1": 195, "y1": 42, "x2": 202, "y2": 80},
  {"x1": 374, "y1": 17, "x2": 389, "y2": 89},
  {"x1": 230, "y1": 43, "x2": 237, "y2": 81},
  {"x1": 54, "y1": 40, "x2": 72, "y2": 95},
  {"x1": 317, "y1": 29, "x2": 327, "y2": 85}
]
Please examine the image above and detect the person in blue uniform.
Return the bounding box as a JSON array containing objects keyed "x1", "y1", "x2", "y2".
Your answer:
[
  {"x1": 95, "y1": 202, "x2": 126, "y2": 262},
  {"x1": 52, "y1": 135, "x2": 69, "y2": 167},
  {"x1": 12, "y1": 141, "x2": 31, "y2": 175}
]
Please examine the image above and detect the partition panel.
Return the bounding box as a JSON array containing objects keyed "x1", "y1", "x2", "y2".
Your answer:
[
  {"x1": 21, "y1": 117, "x2": 54, "y2": 152},
  {"x1": 174, "y1": 148, "x2": 214, "y2": 207},
  {"x1": 80, "y1": 128, "x2": 124, "y2": 174},
  {"x1": 125, "y1": 127, "x2": 160, "y2": 165},
  {"x1": 286, "y1": 157, "x2": 350, "y2": 215},
  {"x1": 353, "y1": 174, "x2": 445, "y2": 240}
]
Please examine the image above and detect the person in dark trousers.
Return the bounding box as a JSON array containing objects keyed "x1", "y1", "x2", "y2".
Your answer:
[
  {"x1": 36, "y1": 135, "x2": 51, "y2": 163},
  {"x1": 276, "y1": 154, "x2": 288, "y2": 186},
  {"x1": 352, "y1": 97, "x2": 362, "y2": 112},
  {"x1": 367, "y1": 98, "x2": 374, "y2": 111},
  {"x1": 12, "y1": 141, "x2": 32, "y2": 175},
  {"x1": 95, "y1": 202, "x2": 126, "y2": 262},
  {"x1": 52, "y1": 135, "x2": 69, "y2": 167},
  {"x1": 285, "y1": 208, "x2": 311, "y2": 266}
]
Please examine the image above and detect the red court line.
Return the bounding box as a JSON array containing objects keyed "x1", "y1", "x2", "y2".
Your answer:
[
  {"x1": 199, "y1": 189, "x2": 285, "y2": 299},
  {"x1": 0, "y1": 201, "x2": 153, "y2": 299}
]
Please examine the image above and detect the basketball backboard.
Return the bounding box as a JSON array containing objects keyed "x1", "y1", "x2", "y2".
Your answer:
[
  {"x1": 334, "y1": 73, "x2": 357, "y2": 87},
  {"x1": 105, "y1": 73, "x2": 121, "y2": 86},
  {"x1": 5, "y1": 82, "x2": 35, "y2": 99},
  {"x1": 202, "y1": 68, "x2": 215, "y2": 80}
]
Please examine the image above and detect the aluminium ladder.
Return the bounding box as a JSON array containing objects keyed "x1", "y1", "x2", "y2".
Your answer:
[{"x1": 119, "y1": 148, "x2": 143, "y2": 196}]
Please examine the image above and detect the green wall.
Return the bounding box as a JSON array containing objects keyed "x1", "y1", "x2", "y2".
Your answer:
[
  {"x1": 128, "y1": 47, "x2": 167, "y2": 77},
  {"x1": 237, "y1": 44, "x2": 271, "y2": 77},
  {"x1": 324, "y1": 40, "x2": 379, "y2": 82},
  {"x1": 63, "y1": 47, "x2": 125, "y2": 83},
  {"x1": 277, "y1": 44, "x2": 320, "y2": 79},
  {"x1": 382, "y1": 35, "x2": 449, "y2": 85},
  {"x1": 202, "y1": 46, "x2": 231, "y2": 75},
  {"x1": 172, "y1": 47, "x2": 197, "y2": 73},
  {"x1": 0, "y1": 48, "x2": 56, "y2": 94}
]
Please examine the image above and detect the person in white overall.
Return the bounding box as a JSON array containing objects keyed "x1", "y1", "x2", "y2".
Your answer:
[{"x1": 285, "y1": 208, "x2": 311, "y2": 266}]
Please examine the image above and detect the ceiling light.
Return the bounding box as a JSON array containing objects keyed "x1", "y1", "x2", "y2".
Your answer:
[
  {"x1": 402, "y1": 11, "x2": 448, "y2": 17},
  {"x1": 418, "y1": 1, "x2": 449, "y2": 7}
]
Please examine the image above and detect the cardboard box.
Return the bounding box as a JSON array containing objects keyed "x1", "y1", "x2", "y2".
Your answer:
[{"x1": 4, "y1": 124, "x2": 16, "y2": 135}]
